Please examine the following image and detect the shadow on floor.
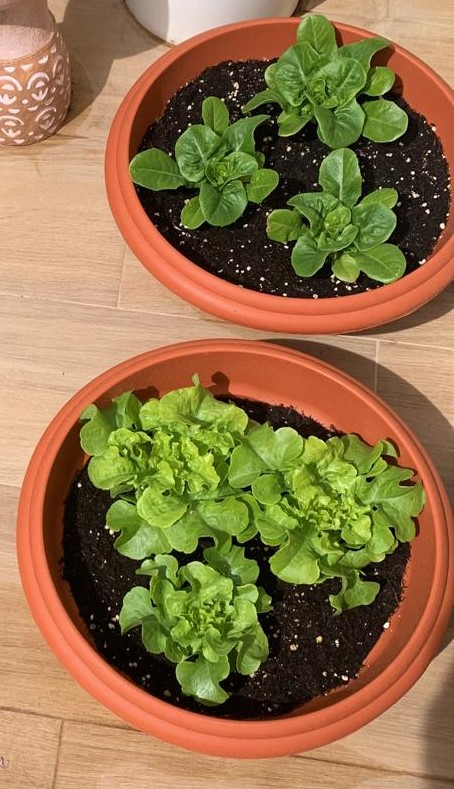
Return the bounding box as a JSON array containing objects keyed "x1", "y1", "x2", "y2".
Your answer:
[
  {"x1": 424, "y1": 613, "x2": 454, "y2": 783},
  {"x1": 59, "y1": 0, "x2": 165, "y2": 126}
]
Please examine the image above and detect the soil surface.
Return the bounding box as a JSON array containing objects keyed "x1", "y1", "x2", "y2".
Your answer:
[
  {"x1": 63, "y1": 398, "x2": 411, "y2": 719},
  {"x1": 137, "y1": 59, "x2": 450, "y2": 300}
]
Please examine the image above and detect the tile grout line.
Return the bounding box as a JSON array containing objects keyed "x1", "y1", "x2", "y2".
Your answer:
[
  {"x1": 51, "y1": 719, "x2": 64, "y2": 789},
  {"x1": 374, "y1": 339, "x2": 380, "y2": 393},
  {"x1": 115, "y1": 245, "x2": 129, "y2": 309},
  {"x1": 293, "y1": 750, "x2": 454, "y2": 786}
]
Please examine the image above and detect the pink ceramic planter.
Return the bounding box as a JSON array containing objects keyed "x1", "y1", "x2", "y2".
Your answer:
[
  {"x1": 17, "y1": 340, "x2": 454, "y2": 757},
  {"x1": 105, "y1": 19, "x2": 454, "y2": 334}
]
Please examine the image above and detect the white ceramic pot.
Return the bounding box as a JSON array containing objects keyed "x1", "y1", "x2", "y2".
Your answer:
[{"x1": 125, "y1": 0, "x2": 299, "y2": 43}]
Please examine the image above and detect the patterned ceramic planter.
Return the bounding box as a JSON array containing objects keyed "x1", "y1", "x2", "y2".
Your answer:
[{"x1": 0, "y1": 1, "x2": 71, "y2": 146}]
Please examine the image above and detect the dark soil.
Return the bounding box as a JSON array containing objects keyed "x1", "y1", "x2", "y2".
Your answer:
[
  {"x1": 62, "y1": 398, "x2": 410, "y2": 720},
  {"x1": 137, "y1": 59, "x2": 450, "y2": 299}
]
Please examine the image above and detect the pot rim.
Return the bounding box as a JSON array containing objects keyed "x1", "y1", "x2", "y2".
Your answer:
[
  {"x1": 17, "y1": 339, "x2": 454, "y2": 756},
  {"x1": 105, "y1": 18, "x2": 454, "y2": 334}
]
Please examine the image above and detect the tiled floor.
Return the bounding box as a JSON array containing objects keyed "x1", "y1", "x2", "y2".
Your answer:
[{"x1": 1, "y1": 1, "x2": 452, "y2": 786}]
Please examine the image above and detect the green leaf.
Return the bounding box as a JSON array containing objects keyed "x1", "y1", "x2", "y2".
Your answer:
[
  {"x1": 291, "y1": 232, "x2": 329, "y2": 276},
  {"x1": 199, "y1": 180, "x2": 248, "y2": 226},
  {"x1": 353, "y1": 244, "x2": 406, "y2": 283},
  {"x1": 119, "y1": 586, "x2": 153, "y2": 633},
  {"x1": 318, "y1": 148, "x2": 362, "y2": 207},
  {"x1": 352, "y1": 202, "x2": 397, "y2": 250},
  {"x1": 242, "y1": 88, "x2": 284, "y2": 113},
  {"x1": 359, "y1": 188, "x2": 398, "y2": 210},
  {"x1": 338, "y1": 36, "x2": 390, "y2": 70},
  {"x1": 107, "y1": 500, "x2": 171, "y2": 559},
  {"x1": 176, "y1": 655, "x2": 230, "y2": 705},
  {"x1": 222, "y1": 114, "x2": 269, "y2": 154},
  {"x1": 203, "y1": 544, "x2": 259, "y2": 585},
  {"x1": 277, "y1": 109, "x2": 312, "y2": 136},
  {"x1": 307, "y1": 58, "x2": 367, "y2": 109},
  {"x1": 229, "y1": 424, "x2": 304, "y2": 486},
  {"x1": 288, "y1": 192, "x2": 338, "y2": 227},
  {"x1": 80, "y1": 405, "x2": 115, "y2": 456},
  {"x1": 129, "y1": 148, "x2": 186, "y2": 191},
  {"x1": 181, "y1": 196, "x2": 205, "y2": 229},
  {"x1": 246, "y1": 168, "x2": 279, "y2": 204},
  {"x1": 137, "y1": 487, "x2": 188, "y2": 529},
  {"x1": 332, "y1": 253, "x2": 360, "y2": 282},
  {"x1": 201, "y1": 97, "x2": 229, "y2": 135},
  {"x1": 315, "y1": 99, "x2": 365, "y2": 148},
  {"x1": 296, "y1": 14, "x2": 337, "y2": 57},
  {"x1": 174, "y1": 124, "x2": 221, "y2": 182},
  {"x1": 264, "y1": 63, "x2": 278, "y2": 89},
  {"x1": 252, "y1": 474, "x2": 282, "y2": 505},
  {"x1": 274, "y1": 42, "x2": 321, "y2": 106},
  {"x1": 236, "y1": 625, "x2": 269, "y2": 674},
  {"x1": 270, "y1": 528, "x2": 320, "y2": 584},
  {"x1": 330, "y1": 571, "x2": 380, "y2": 614},
  {"x1": 205, "y1": 151, "x2": 258, "y2": 187},
  {"x1": 355, "y1": 464, "x2": 425, "y2": 519},
  {"x1": 318, "y1": 222, "x2": 358, "y2": 253},
  {"x1": 266, "y1": 208, "x2": 302, "y2": 243},
  {"x1": 363, "y1": 66, "x2": 395, "y2": 96},
  {"x1": 362, "y1": 99, "x2": 408, "y2": 142}
]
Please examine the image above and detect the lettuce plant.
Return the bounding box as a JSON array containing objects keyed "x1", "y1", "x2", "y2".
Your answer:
[
  {"x1": 243, "y1": 14, "x2": 408, "y2": 148},
  {"x1": 266, "y1": 147, "x2": 406, "y2": 283},
  {"x1": 227, "y1": 426, "x2": 424, "y2": 612},
  {"x1": 80, "y1": 379, "x2": 425, "y2": 702},
  {"x1": 129, "y1": 96, "x2": 279, "y2": 228},
  {"x1": 119, "y1": 551, "x2": 271, "y2": 704}
]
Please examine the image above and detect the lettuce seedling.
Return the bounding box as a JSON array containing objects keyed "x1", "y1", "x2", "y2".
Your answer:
[
  {"x1": 129, "y1": 96, "x2": 279, "y2": 228},
  {"x1": 266, "y1": 147, "x2": 406, "y2": 283},
  {"x1": 243, "y1": 14, "x2": 408, "y2": 148},
  {"x1": 119, "y1": 550, "x2": 271, "y2": 705}
]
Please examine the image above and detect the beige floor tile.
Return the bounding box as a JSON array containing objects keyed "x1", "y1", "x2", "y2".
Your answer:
[
  {"x1": 388, "y1": 0, "x2": 454, "y2": 25},
  {"x1": 377, "y1": 341, "x2": 454, "y2": 501},
  {"x1": 0, "y1": 160, "x2": 124, "y2": 308},
  {"x1": 296, "y1": 1, "x2": 390, "y2": 22},
  {"x1": 0, "y1": 295, "x2": 377, "y2": 485},
  {"x1": 0, "y1": 581, "x2": 130, "y2": 728},
  {"x1": 0, "y1": 709, "x2": 61, "y2": 789},
  {"x1": 54, "y1": 720, "x2": 453, "y2": 789}
]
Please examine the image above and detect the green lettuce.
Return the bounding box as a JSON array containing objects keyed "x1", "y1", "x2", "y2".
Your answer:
[
  {"x1": 119, "y1": 549, "x2": 271, "y2": 704},
  {"x1": 80, "y1": 377, "x2": 425, "y2": 703}
]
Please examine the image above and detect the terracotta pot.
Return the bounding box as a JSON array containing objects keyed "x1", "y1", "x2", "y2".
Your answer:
[
  {"x1": 17, "y1": 339, "x2": 453, "y2": 758},
  {"x1": 105, "y1": 19, "x2": 454, "y2": 334}
]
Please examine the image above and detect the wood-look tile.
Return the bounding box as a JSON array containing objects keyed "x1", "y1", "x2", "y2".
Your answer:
[
  {"x1": 0, "y1": 294, "x2": 376, "y2": 486},
  {"x1": 376, "y1": 341, "x2": 454, "y2": 501},
  {"x1": 54, "y1": 720, "x2": 454, "y2": 789},
  {"x1": 296, "y1": 1, "x2": 390, "y2": 22},
  {"x1": 0, "y1": 582, "x2": 130, "y2": 728},
  {"x1": 0, "y1": 709, "x2": 61, "y2": 789},
  {"x1": 117, "y1": 246, "x2": 205, "y2": 319},
  {"x1": 0, "y1": 159, "x2": 125, "y2": 308},
  {"x1": 388, "y1": 0, "x2": 454, "y2": 25}
]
